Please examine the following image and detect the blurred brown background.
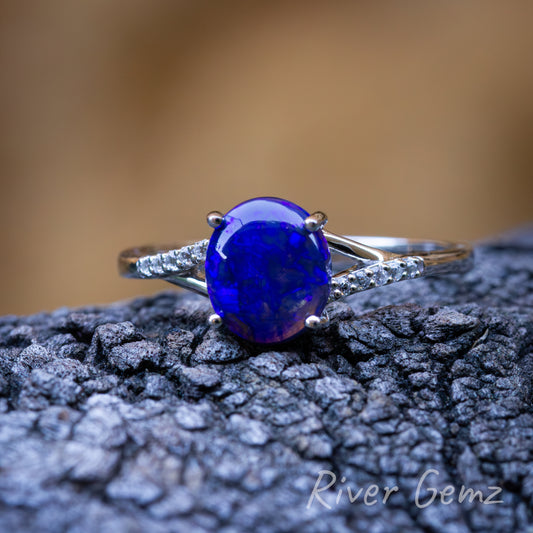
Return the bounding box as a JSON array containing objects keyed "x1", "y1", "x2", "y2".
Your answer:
[{"x1": 1, "y1": 1, "x2": 532, "y2": 316}]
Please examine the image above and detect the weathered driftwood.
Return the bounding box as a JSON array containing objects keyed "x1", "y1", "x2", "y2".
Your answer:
[{"x1": 0, "y1": 226, "x2": 532, "y2": 532}]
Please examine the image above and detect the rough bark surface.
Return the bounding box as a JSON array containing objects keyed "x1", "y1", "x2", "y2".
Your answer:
[{"x1": 0, "y1": 227, "x2": 532, "y2": 532}]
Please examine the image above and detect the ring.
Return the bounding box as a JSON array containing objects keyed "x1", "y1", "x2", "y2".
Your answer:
[{"x1": 118, "y1": 197, "x2": 473, "y2": 344}]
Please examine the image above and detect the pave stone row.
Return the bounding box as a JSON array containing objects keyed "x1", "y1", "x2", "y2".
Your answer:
[
  {"x1": 135, "y1": 242, "x2": 424, "y2": 294},
  {"x1": 136, "y1": 240, "x2": 209, "y2": 278},
  {"x1": 328, "y1": 256, "x2": 425, "y2": 302}
]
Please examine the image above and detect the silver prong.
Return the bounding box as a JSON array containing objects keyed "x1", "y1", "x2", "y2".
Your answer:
[
  {"x1": 207, "y1": 211, "x2": 224, "y2": 228},
  {"x1": 208, "y1": 313, "x2": 223, "y2": 327},
  {"x1": 304, "y1": 211, "x2": 328, "y2": 232},
  {"x1": 305, "y1": 315, "x2": 322, "y2": 329}
]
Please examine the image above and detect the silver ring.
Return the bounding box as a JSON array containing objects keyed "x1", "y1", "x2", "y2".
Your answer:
[{"x1": 118, "y1": 197, "x2": 473, "y2": 344}]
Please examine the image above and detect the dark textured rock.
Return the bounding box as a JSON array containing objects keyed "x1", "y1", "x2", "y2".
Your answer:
[
  {"x1": 107, "y1": 340, "x2": 162, "y2": 372},
  {"x1": 0, "y1": 225, "x2": 532, "y2": 532}
]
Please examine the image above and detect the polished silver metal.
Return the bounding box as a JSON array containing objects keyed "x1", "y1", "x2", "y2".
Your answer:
[
  {"x1": 304, "y1": 211, "x2": 328, "y2": 232},
  {"x1": 118, "y1": 209, "x2": 474, "y2": 311},
  {"x1": 208, "y1": 313, "x2": 223, "y2": 327},
  {"x1": 304, "y1": 315, "x2": 322, "y2": 329},
  {"x1": 207, "y1": 211, "x2": 224, "y2": 229},
  {"x1": 305, "y1": 309, "x2": 329, "y2": 329},
  {"x1": 304, "y1": 309, "x2": 330, "y2": 329}
]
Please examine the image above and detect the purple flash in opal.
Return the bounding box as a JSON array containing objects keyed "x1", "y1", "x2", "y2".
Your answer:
[{"x1": 204, "y1": 197, "x2": 332, "y2": 344}]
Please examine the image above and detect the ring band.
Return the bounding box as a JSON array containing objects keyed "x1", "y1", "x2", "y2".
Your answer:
[
  {"x1": 118, "y1": 197, "x2": 473, "y2": 344},
  {"x1": 118, "y1": 235, "x2": 472, "y2": 294}
]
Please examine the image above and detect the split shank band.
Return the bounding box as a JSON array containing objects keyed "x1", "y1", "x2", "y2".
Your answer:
[
  {"x1": 118, "y1": 196, "x2": 474, "y2": 344},
  {"x1": 118, "y1": 231, "x2": 473, "y2": 302}
]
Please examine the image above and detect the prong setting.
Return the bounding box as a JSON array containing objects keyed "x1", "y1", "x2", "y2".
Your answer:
[
  {"x1": 304, "y1": 211, "x2": 328, "y2": 232},
  {"x1": 305, "y1": 315, "x2": 322, "y2": 329},
  {"x1": 305, "y1": 310, "x2": 330, "y2": 329},
  {"x1": 208, "y1": 313, "x2": 223, "y2": 327},
  {"x1": 207, "y1": 211, "x2": 224, "y2": 229}
]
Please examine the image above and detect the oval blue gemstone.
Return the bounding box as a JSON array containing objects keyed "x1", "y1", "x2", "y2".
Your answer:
[{"x1": 205, "y1": 197, "x2": 332, "y2": 344}]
